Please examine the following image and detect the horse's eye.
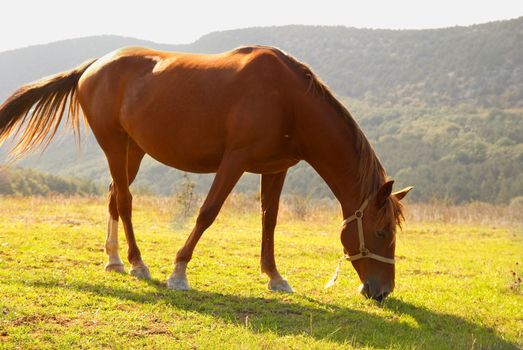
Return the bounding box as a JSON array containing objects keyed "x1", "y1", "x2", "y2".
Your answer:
[{"x1": 376, "y1": 230, "x2": 386, "y2": 239}]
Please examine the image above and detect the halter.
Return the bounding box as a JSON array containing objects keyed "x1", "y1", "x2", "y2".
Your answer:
[
  {"x1": 325, "y1": 194, "x2": 396, "y2": 289},
  {"x1": 341, "y1": 196, "x2": 395, "y2": 265}
]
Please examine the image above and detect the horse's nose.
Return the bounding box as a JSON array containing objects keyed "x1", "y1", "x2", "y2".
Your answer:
[{"x1": 359, "y1": 280, "x2": 392, "y2": 301}]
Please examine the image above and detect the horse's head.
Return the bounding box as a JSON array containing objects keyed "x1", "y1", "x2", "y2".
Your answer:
[{"x1": 340, "y1": 181, "x2": 412, "y2": 301}]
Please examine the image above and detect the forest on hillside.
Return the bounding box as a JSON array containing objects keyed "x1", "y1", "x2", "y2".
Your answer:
[
  {"x1": 0, "y1": 18, "x2": 522, "y2": 203},
  {"x1": 352, "y1": 102, "x2": 523, "y2": 203},
  {"x1": 189, "y1": 18, "x2": 523, "y2": 108},
  {"x1": 5, "y1": 102, "x2": 520, "y2": 204},
  {"x1": 0, "y1": 167, "x2": 100, "y2": 196}
]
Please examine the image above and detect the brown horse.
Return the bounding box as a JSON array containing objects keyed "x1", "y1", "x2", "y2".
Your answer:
[{"x1": 0, "y1": 46, "x2": 411, "y2": 300}]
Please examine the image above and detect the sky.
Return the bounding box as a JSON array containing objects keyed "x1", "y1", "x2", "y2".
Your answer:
[{"x1": 1, "y1": 0, "x2": 522, "y2": 53}]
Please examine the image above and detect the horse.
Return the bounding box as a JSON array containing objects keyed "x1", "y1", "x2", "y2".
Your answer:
[{"x1": 0, "y1": 45, "x2": 411, "y2": 300}]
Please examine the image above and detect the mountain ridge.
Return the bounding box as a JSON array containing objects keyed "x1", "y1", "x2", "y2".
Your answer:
[{"x1": 2, "y1": 17, "x2": 523, "y2": 107}]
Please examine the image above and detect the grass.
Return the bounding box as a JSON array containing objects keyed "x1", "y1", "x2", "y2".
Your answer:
[{"x1": 0, "y1": 196, "x2": 522, "y2": 349}]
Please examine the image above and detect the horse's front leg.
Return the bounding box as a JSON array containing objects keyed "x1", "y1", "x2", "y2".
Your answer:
[
  {"x1": 167, "y1": 153, "x2": 245, "y2": 290},
  {"x1": 260, "y1": 171, "x2": 293, "y2": 292}
]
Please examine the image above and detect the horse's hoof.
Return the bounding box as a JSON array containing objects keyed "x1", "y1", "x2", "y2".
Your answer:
[
  {"x1": 105, "y1": 262, "x2": 125, "y2": 273},
  {"x1": 268, "y1": 279, "x2": 294, "y2": 293},
  {"x1": 130, "y1": 264, "x2": 151, "y2": 280},
  {"x1": 166, "y1": 277, "x2": 191, "y2": 291}
]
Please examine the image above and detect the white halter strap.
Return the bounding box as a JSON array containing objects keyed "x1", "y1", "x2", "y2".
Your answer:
[{"x1": 341, "y1": 196, "x2": 395, "y2": 265}]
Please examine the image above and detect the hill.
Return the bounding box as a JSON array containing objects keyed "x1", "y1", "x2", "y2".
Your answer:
[
  {"x1": 0, "y1": 166, "x2": 100, "y2": 196},
  {"x1": 2, "y1": 18, "x2": 523, "y2": 107},
  {"x1": 1, "y1": 18, "x2": 522, "y2": 203},
  {"x1": 189, "y1": 19, "x2": 523, "y2": 108}
]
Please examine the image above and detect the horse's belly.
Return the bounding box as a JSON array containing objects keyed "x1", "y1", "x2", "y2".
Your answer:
[
  {"x1": 125, "y1": 118, "x2": 225, "y2": 173},
  {"x1": 126, "y1": 120, "x2": 298, "y2": 175},
  {"x1": 147, "y1": 146, "x2": 223, "y2": 173}
]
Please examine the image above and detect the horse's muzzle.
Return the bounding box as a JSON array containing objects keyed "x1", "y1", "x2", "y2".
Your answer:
[{"x1": 359, "y1": 280, "x2": 392, "y2": 301}]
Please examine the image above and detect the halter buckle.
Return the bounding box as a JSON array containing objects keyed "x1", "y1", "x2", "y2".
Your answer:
[
  {"x1": 361, "y1": 248, "x2": 369, "y2": 257},
  {"x1": 355, "y1": 210, "x2": 363, "y2": 218}
]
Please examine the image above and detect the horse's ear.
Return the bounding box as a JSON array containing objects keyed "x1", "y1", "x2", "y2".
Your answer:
[
  {"x1": 376, "y1": 180, "x2": 394, "y2": 208},
  {"x1": 392, "y1": 186, "x2": 413, "y2": 201}
]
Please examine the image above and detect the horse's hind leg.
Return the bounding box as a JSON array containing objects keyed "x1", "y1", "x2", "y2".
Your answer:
[
  {"x1": 105, "y1": 140, "x2": 145, "y2": 274},
  {"x1": 103, "y1": 136, "x2": 150, "y2": 279},
  {"x1": 167, "y1": 153, "x2": 245, "y2": 290},
  {"x1": 260, "y1": 171, "x2": 293, "y2": 292},
  {"x1": 105, "y1": 182, "x2": 125, "y2": 272}
]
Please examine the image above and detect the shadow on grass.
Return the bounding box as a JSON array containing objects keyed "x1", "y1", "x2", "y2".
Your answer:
[{"x1": 27, "y1": 279, "x2": 517, "y2": 349}]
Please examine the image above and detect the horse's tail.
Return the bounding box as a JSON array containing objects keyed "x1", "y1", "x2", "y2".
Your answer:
[{"x1": 0, "y1": 58, "x2": 97, "y2": 159}]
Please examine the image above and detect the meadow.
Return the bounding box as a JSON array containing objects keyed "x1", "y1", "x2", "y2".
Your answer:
[{"x1": 0, "y1": 195, "x2": 521, "y2": 349}]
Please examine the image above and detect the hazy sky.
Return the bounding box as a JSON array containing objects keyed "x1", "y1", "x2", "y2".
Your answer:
[{"x1": 1, "y1": 0, "x2": 522, "y2": 52}]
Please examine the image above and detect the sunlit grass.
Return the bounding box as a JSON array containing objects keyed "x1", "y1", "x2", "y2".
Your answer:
[{"x1": 0, "y1": 196, "x2": 521, "y2": 349}]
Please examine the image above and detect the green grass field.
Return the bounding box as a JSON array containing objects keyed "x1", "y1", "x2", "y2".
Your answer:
[{"x1": 0, "y1": 196, "x2": 521, "y2": 349}]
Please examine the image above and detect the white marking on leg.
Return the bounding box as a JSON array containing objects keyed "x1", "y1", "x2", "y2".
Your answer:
[{"x1": 105, "y1": 216, "x2": 125, "y2": 272}]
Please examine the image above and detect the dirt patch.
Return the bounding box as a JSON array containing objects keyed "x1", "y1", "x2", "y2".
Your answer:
[
  {"x1": 9, "y1": 314, "x2": 74, "y2": 327},
  {"x1": 128, "y1": 323, "x2": 172, "y2": 337}
]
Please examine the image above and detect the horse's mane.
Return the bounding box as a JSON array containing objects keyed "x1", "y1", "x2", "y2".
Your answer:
[{"x1": 278, "y1": 50, "x2": 404, "y2": 226}]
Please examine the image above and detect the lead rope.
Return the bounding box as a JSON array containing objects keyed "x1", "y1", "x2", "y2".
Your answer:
[{"x1": 324, "y1": 256, "x2": 345, "y2": 289}]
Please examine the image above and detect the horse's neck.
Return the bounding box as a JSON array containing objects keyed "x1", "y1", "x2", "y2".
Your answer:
[{"x1": 296, "y1": 100, "x2": 365, "y2": 218}]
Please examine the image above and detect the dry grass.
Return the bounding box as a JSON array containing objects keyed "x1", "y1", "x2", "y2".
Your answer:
[
  {"x1": 405, "y1": 200, "x2": 523, "y2": 227},
  {"x1": 221, "y1": 194, "x2": 523, "y2": 228},
  {"x1": 2, "y1": 194, "x2": 521, "y2": 228}
]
